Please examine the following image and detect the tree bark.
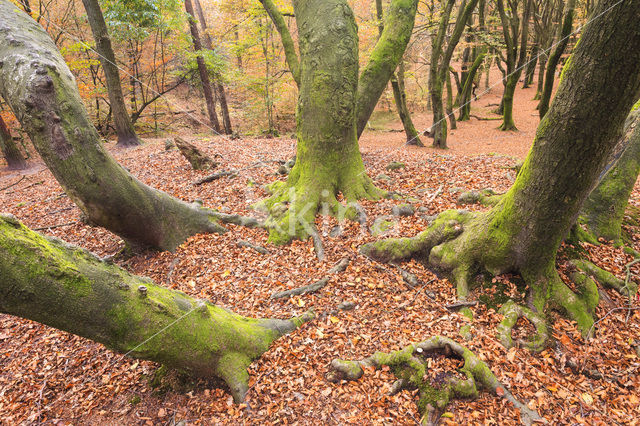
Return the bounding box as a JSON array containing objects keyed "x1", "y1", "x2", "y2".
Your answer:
[
  {"x1": 193, "y1": 0, "x2": 233, "y2": 134},
  {"x1": 0, "y1": 214, "x2": 312, "y2": 403},
  {"x1": 184, "y1": 0, "x2": 221, "y2": 133},
  {"x1": 0, "y1": 114, "x2": 27, "y2": 169},
  {"x1": 259, "y1": 0, "x2": 384, "y2": 244},
  {"x1": 538, "y1": 0, "x2": 575, "y2": 119},
  {"x1": 581, "y1": 108, "x2": 640, "y2": 242},
  {"x1": 81, "y1": 0, "x2": 141, "y2": 147},
  {"x1": 0, "y1": 2, "x2": 229, "y2": 251},
  {"x1": 362, "y1": 0, "x2": 640, "y2": 336}
]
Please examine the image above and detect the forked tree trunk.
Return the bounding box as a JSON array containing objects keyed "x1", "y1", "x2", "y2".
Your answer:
[
  {"x1": 259, "y1": 0, "x2": 418, "y2": 243},
  {"x1": 0, "y1": 214, "x2": 311, "y2": 403},
  {"x1": 81, "y1": 0, "x2": 141, "y2": 147},
  {"x1": 184, "y1": 0, "x2": 221, "y2": 133},
  {"x1": 0, "y1": 2, "x2": 228, "y2": 251},
  {"x1": 581, "y1": 108, "x2": 640, "y2": 242},
  {"x1": 0, "y1": 114, "x2": 27, "y2": 169}
]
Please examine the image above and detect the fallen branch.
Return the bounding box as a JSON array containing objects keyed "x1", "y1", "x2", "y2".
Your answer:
[
  {"x1": 0, "y1": 175, "x2": 25, "y2": 191},
  {"x1": 271, "y1": 257, "x2": 350, "y2": 299},
  {"x1": 470, "y1": 114, "x2": 502, "y2": 121},
  {"x1": 193, "y1": 170, "x2": 238, "y2": 185},
  {"x1": 237, "y1": 240, "x2": 269, "y2": 255},
  {"x1": 446, "y1": 300, "x2": 478, "y2": 310},
  {"x1": 175, "y1": 137, "x2": 218, "y2": 170},
  {"x1": 33, "y1": 221, "x2": 79, "y2": 231},
  {"x1": 310, "y1": 229, "x2": 325, "y2": 262}
]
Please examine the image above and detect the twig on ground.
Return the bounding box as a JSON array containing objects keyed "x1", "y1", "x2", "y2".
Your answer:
[
  {"x1": 271, "y1": 257, "x2": 350, "y2": 299},
  {"x1": 34, "y1": 221, "x2": 79, "y2": 231},
  {"x1": 237, "y1": 240, "x2": 269, "y2": 255},
  {"x1": 0, "y1": 175, "x2": 25, "y2": 192},
  {"x1": 193, "y1": 170, "x2": 238, "y2": 185}
]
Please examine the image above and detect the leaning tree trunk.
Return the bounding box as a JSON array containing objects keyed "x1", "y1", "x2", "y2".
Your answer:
[
  {"x1": 0, "y1": 213, "x2": 312, "y2": 403},
  {"x1": 184, "y1": 0, "x2": 221, "y2": 133},
  {"x1": 355, "y1": 0, "x2": 419, "y2": 139},
  {"x1": 374, "y1": 0, "x2": 421, "y2": 146},
  {"x1": 362, "y1": 0, "x2": 640, "y2": 337},
  {"x1": 581, "y1": 108, "x2": 640, "y2": 242},
  {"x1": 0, "y1": 114, "x2": 27, "y2": 169},
  {"x1": 193, "y1": 0, "x2": 233, "y2": 135},
  {"x1": 260, "y1": 0, "x2": 384, "y2": 244},
  {"x1": 0, "y1": 1, "x2": 230, "y2": 251},
  {"x1": 81, "y1": 0, "x2": 141, "y2": 147},
  {"x1": 534, "y1": 55, "x2": 547, "y2": 100},
  {"x1": 458, "y1": 51, "x2": 486, "y2": 121},
  {"x1": 538, "y1": 0, "x2": 575, "y2": 119}
]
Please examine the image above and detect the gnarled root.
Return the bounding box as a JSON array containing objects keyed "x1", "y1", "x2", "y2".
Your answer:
[
  {"x1": 327, "y1": 336, "x2": 543, "y2": 425},
  {"x1": 256, "y1": 171, "x2": 383, "y2": 248},
  {"x1": 569, "y1": 259, "x2": 638, "y2": 298},
  {"x1": 457, "y1": 189, "x2": 502, "y2": 207},
  {"x1": 497, "y1": 300, "x2": 549, "y2": 352}
]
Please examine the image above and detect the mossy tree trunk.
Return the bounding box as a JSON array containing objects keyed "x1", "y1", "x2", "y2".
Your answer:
[
  {"x1": 258, "y1": 0, "x2": 418, "y2": 244},
  {"x1": 0, "y1": 2, "x2": 230, "y2": 251},
  {"x1": 0, "y1": 113, "x2": 27, "y2": 169},
  {"x1": 458, "y1": 51, "x2": 486, "y2": 121},
  {"x1": 362, "y1": 0, "x2": 640, "y2": 338},
  {"x1": 429, "y1": 0, "x2": 478, "y2": 149},
  {"x1": 580, "y1": 108, "x2": 640, "y2": 242},
  {"x1": 81, "y1": 0, "x2": 141, "y2": 148},
  {"x1": 496, "y1": 0, "x2": 532, "y2": 131},
  {"x1": 184, "y1": 0, "x2": 221, "y2": 133},
  {"x1": 538, "y1": 0, "x2": 575, "y2": 119},
  {"x1": 0, "y1": 214, "x2": 311, "y2": 403}
]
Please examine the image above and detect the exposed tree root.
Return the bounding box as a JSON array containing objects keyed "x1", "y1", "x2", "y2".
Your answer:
[
  {"x1": 496, "y1": 300, "x2": 549, "y2": 352},
  {"x1": 568, "y1": 259, "x2": 638, "y2": 298},
  {"x1": 237, "y1": 240, "x2": 269, "y2": 255},
  {"x1": 456, "y1": 189, "x2": 502, "y2": 206},
  {"x1": 327, "y1": 336, "x2": 542, "y2": 425}
]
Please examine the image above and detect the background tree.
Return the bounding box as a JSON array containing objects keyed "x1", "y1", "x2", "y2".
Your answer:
[
  {"x1": 532, "y1": 0, "x2": 564, "y2": 101},
  {"x1": 428, "y1": 0, "x2": 479, "y2": 148},
  {"x1": 184, "y1": 0, "x2": 222, "y2": 133},
  {"x1": 538, "y1": 0, "x2": 575, "y2": 118},
  {"x1": 361, "y1": 0, "x2": 640, "y2": 339},
  {"x1": 82, "y1": 0, "x2": 141, "y2": 147},
  {"x1": 0, "y1": 113, "x2": 27, "y2": 170},
  {"x1": 495, "y1": 0, "x2": 532, "y2": 130}
]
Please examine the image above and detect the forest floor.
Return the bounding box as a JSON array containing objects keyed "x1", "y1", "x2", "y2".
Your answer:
[{"x1": 1, "y1": 76, "x2": 639, "y2": 425}]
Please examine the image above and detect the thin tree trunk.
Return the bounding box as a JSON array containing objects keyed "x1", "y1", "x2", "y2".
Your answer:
[
  {"x1": 0, "y1": 3, "x2": 230, "y2": 251},
  {"x1": 0, "y1": 114, "x2": 27, "y2": 169},
  {"x1": 0, "y1": 214, "x2": 312, "y2": 404},
  {"x1": 445, "y1": 69, "x2": 457, "y2": 130},
  {"x1": 538, "y1": 0, "x2": 575, "y2": 118},
  {"x1": 375, "y1": 0, "x2": 421, "y2": 146},
  {"x1": 523, "y1": 43, "x2": 538, "y2": 88},
  {"x1": 193, "y1": 0, "x2": 233, "y2": 134},
  {"x1": 534, "y1": 56, "x2": 546, "y2": 100},
  {"x1": 184, "y1": 0, "x2": 221, "y2": 133},
  {"x1": 458, "y1": 51, "x2": 487, "y2": 121},
  {"x1": 81, "y1": 0, "x2": 140, "y2": 147}
]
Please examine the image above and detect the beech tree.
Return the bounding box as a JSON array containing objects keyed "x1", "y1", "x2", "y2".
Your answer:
[
  {"x1": 0, "y1": 213, "x2": 312, "y2": 403},
  {"x1": 360, "y1": 0, "x2": 640, "y2": 340},
  {"x1": 82, "y1": 0, "x2": 141, "y2": 147},
  {"x1": 428, "y1": 0, "x2": 478, "y2": 149},
  {"x1": 538, "y1": 0, "x2": 575, "y2": 118},
  {"x1": 495, "y1": 0, "x2": 532, "y2": 130},
  {"x1": 0, "y1": 113, "x2": 27, "y2": 169},
  {"x1": 257, "y1": 0, "x2": 418, "y2": 244},
  {"x1": 184, "y1": 0, "x2": 222, "y2": 133},
  {"x1": 0, "y1": 1, "x2": 251, "y2": 251}
]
